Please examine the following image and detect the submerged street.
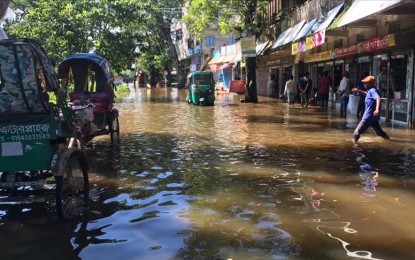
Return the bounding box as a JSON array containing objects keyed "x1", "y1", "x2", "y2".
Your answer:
[{"x1": 1, "y1": 88, "x2": 415, "y2": 259}]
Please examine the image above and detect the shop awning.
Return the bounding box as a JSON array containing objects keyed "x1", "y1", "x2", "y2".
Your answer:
[
  {"x1": 282, "y1": 20, "x2": 306, "y2": 46},
  {"x1": 222, "y1": 55, "x2": 236, "y2": 63},
  {"x1": 256, "y1": 41, "x2": 270, "y2": 55},
  {"x1": 306, "y1": 3, "x2": 344, "y2": 36},
  {"x1": 293, "y1": 18, "x2": 317, "y2": 42},
  {"x1": 217, "y1": 63, "x2": 233, "y2": 70},
  {"x1": 271, "y1": 20, "x2": 305, "y2": 49},
  {"x1": 333, "y1": 0, "x2": 404, "y2": 28},
  {"x1": 208, "y1": 55, "x2": 227, "y2": 65},
  {"x1": 232, "y1": 52, "x2": 242, "y2": 63},
  {"x1": 271, "y1": 28, "x2": 291, "y2": 50}
]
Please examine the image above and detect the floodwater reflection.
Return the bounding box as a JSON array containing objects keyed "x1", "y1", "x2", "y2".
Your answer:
[{"x1": 0, "y1": 88, "x2": 415, "y2": 259}]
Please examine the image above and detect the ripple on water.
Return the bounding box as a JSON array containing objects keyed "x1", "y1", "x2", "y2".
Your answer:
[{"x1": 157, "y1": 171, "x2": 173, "y2": 179}]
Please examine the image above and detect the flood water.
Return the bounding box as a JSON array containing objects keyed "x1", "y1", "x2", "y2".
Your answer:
[{"x1": 1, "y1": 88, "x2": 415, "y2": 260}]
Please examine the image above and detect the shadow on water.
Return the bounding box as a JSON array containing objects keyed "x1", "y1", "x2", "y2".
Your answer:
[{"x1": 0, "y1": 90, "x2": 415, "y2": 259}]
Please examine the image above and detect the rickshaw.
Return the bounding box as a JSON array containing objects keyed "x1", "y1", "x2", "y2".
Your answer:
[
  {"x1": 0, "y1": 38, "x2": 89, "y2": 219},
  {"x1": 58, "y1": 53, "x2": 120, "y2": 146},
  {"x1": 186, "y1": 71, "x2": 215, "y2": 106}
]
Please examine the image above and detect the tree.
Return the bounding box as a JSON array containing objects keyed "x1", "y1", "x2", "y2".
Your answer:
[
  {"x1": 183, "y1": 0, "x2": 270, "y2": 102},
  {"x1": 4, "y1": 0, "x2": 184, "y2": 81}
]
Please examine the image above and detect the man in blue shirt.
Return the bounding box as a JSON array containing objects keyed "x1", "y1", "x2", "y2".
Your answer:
[
  {"x1": 351, "y1": 75, "x2": 390, "y2": 144},
  {"x1": 356, "y1": 72, "x2": 369, "y2": 119}
]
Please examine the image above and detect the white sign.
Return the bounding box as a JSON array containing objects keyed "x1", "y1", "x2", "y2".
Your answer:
[
  {"x1": 1, "y1": 142, "x2": 23, "y2": 156},
  {"x1": 190, "y1": 64, "x2": 197, "y2": 72}
]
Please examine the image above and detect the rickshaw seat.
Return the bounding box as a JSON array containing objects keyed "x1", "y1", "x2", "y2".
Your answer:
[
  {"x1": 69, "y1": 91, "x2": 111, "y2": 113},
  {"x1": 90, "y1": 92, "x2": 111, "y2": 113},
  {"x1": 69, "y1": 91, "x2": 83, "y2": 102}
]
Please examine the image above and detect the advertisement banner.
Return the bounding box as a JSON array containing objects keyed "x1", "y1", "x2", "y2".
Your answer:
[
  {"x1": 298, "y1": 41, "x2": 306, "y2": 53},
  {"x1": 292, "y1": 42, "x2": 299, "y2": 55},
  {"x1": 313, "y1": 30, "x2": 325, "y2": 48},
  {"x1": 306, "y1": 36, "x2": 315, "y2": 50}
]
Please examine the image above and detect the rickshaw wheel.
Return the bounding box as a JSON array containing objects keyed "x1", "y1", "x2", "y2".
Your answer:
[
  {"x1": 110, "y1": 113, "x2": 120, "y2": 145},
  {"x1": 55, "y1": 152, "x2": 89, "y2": 220}
]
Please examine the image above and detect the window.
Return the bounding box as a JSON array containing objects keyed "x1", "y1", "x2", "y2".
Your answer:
[
  {"x1": 229, "y1": 36, "x2": 235, "y2": 45},
  {"x1": 205, "y1": 36, "x2": 215, "y2": 46},
  {"x1": 334, "y1": 39, "x2": 343, "y2": 48},
  {"x1": 175, "y1": 29, "x2": 182, "y2": 41}
]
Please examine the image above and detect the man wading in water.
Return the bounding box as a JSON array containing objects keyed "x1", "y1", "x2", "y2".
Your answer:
[{"x1": 351, "y1": 75, "x2": 390, "y2": 144}]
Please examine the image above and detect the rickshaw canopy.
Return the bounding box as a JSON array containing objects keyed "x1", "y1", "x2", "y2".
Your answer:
[
  {"x1": 58, "y1": 53, "x2": 114, "y2": 93},
  {"x1": 0, "y1": 38, "x2": 59, "y2": 115}
]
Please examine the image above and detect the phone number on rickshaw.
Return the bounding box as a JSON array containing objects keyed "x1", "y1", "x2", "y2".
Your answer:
[{"x1": 0, "y1": 133, "x2": 51, "y2": 142}]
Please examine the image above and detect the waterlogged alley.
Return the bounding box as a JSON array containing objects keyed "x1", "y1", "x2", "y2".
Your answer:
[{"x1": 1, "y1": 88, "x2": 415, "y2": 260}]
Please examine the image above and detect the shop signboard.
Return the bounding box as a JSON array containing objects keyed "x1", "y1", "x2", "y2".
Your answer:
[
  {"x1": 304, "y1": 51, "x2": 332, "y2": 63},
  {"x1": 357, "y1": 34, "x2": 395, "y2": 53},
  {"x1": 241, "y1": 37, "x2": 256, "y2": 58},
  {"x1": 333, "y1": 45, "x2": 357, "y2": 58},
  {"x1": 332, "y1": 34, "x2": 396, "y2": 59}
]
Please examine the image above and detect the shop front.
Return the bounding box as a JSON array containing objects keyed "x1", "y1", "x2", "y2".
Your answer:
[
  {"x1": 257, "y1": 50, "x2": 294, "y2": 98},
  {"x1": 328, "y1": 32, "x2": 414, "y2": 125},
  {"x1": 373, "y1": 49, "x2": 413, "y2": 123}
]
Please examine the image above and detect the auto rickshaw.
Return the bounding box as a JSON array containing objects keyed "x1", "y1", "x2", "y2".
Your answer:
[
  {"x1": 58, "y1": 53, "x2": 120, "y2": 146},
  {"x1": 186, "y1": 71, "x2": 215, "y2": 106},
  {"x1": 0, "y1": 38, "x2": 89, "y2": 219}
]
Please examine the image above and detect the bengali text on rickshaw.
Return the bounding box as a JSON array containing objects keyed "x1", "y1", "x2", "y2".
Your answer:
[{"x1": 0, "y1": 124, "x2": 51, "y2": 142}]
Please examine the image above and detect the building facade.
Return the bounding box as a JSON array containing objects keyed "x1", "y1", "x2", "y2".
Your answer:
[
  {"x1": 172, "y1": 5, "x2": 235, "y2": 78},
  {"x1": 258, "y1": 0, "x2": 415, "y2": 128}
]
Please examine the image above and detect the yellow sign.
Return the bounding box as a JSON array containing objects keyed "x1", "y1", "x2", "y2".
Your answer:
[
  {"x1": 306, "y1": 36, "x2": 315, "y2": 50},
  {"x1": 292, "y1": 42, "x2": 299, "y2": 55},
  {"x1": 304, "y1": 51, "x2": 333, "y2": 63}
]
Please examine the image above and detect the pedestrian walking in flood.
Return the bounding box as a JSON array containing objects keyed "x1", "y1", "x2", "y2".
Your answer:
[
  {"x1": 318, "y1": 71, "x2": 331, "y2": 109},
  {"x1": 356, "y1": 72, "x2": 369, "y2": 119},
  {"x1": 298, "y1": 72, "x2": 311, "y2": 108},
  {"x1": 284, "y1": 75, "x2": 296, "y2": 105},
  {"x1": 338, "y1": 71, "x2": 350, "y2": 117},
  {"x1": 351, "y1": 75, "x2": 390, "y2": 144},
  {"x1": 296, "y1": 73, "x2": 303, "y2": 104}
]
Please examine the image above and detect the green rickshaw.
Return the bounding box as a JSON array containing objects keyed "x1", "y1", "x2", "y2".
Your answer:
[
  {"x1": 186, "y1": 71, "x2": 215, "y2": 106},
  {"x1": 0, "y1": 38, "x2": 89, "y2": 220}
]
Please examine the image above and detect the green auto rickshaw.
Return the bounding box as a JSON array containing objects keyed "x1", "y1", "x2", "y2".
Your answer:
[{"x1": 186, "y1": 71, "x2": 215, "y2": 106}]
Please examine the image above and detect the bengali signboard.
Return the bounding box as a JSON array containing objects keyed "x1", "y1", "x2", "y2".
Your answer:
[
  {"x1": 333, "y1": 45, "x2": 357, "y2": 58},
  {"x1": 332, "y1": 34, "x2": 396, "y2": 59},
  {"x1": 294, "y1": 34, "x2": 397, "y2": 62},
  {"x1": 304, "y1": 51, "x2": 332, "y2": 63},
  {"x1": 357, "y1": 34, "x2": 395, "y2": 53}
]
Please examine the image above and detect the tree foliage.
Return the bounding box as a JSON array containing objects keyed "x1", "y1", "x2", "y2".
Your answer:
[
  {"x1": 4, "y1": 0, "x2": 183, "y2": 79},
  {"x1": 183, "y1": 0, "x2": 270, "y2": 40}
]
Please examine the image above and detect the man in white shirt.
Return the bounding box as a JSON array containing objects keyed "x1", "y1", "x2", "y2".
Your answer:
[{"x1": 338, "y1": 71, "x2": 350, "y2": 118}]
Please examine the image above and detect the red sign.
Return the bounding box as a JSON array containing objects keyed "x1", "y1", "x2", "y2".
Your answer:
[
  {"x1": 357, "y1": 34, "x2": 395, "y2": 53},
  {"x1": 230, "y1": 80, "x2": 246, "y2": 94}
]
